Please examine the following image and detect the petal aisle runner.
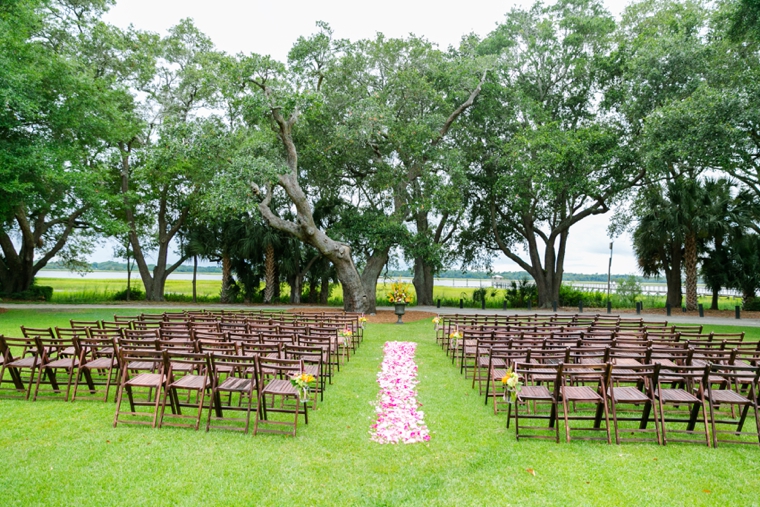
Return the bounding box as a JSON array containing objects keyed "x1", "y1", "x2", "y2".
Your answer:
[{"x1": 370, "y1": 341, "x2": 430, "y2": 444}]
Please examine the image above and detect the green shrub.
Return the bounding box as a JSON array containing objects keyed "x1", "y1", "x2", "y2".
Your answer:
[
  {"x1": 6, "y1": 285, "x2": 54, "y2": 301},
  {"x1": 744, "y1": 298, "x2": 760, "y2": 311},
  {"x1": 112, "y1": 287, "x2": 146, "y2": 301}
]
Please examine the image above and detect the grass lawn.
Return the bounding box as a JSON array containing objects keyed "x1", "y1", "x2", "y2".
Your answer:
[{"x1": 1, "y1": 309, "x2": 759, "y2": 505}]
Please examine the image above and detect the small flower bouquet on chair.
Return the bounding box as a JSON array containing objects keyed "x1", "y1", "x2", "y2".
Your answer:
[
  {"x1": 501, "y1": 367, "x2": 523, "y2": 403},
  {"x1": 291, "y1": 372, "x2": 316, "y2": 404}
]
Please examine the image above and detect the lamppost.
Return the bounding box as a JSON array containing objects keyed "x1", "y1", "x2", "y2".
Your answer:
[{"x1": 607, "y1": 242, "x2": 613, "y2": 304}]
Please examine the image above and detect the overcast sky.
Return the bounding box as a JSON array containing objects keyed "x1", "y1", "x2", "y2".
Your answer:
[{"x1": 93, "y1": 0, "x2": 640, "y2": 275}]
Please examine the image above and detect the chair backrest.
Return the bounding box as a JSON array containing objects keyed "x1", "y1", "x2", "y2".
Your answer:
[
  {"x1": 101, "y1": 320, "x2": 133, "y2": 330},
  {"x1": 132, "y1": 321, "x2": 161, "y2": 331},
  {"x1": 122, "y1": 329, "x2": 160, "y2": 341},
  {"x1": 35, "y1": 336, "x2": 79, "y2": 363},
  {"x1": 608, "y1": 362, "x2": 660, "y2": 386},
  {"x1": 159, "y1": 339, "x2": 197, "y2": 353},
  {"x1": 164, "y1": 350, "x2": 210, "y2": 375},
  {"x1": 118, "y1": 348, "x2": 168, "y2": 373},
  {"x1": 283, "y1": 344, "x2": 323, "y2": 366},
  {"x1": 89, "y1": 328, "x2": 123, "y2": 340},
  {"x1": 118, "y1": 338, "x2": 160, "y2": 351},
  {"x1": 77, "y1": 335, "x2": 119, "y2": 363},
  {"x1": 113, "y1": 315, "x2": 139, "y2": 323},
  {"x1": 159, "y1": 329, "x2": 192, "y2": 341},
  {"x1": 197, "y1": 340, "x2": 238, "y2": 355},
  {"x1": 208, "y1": 353, "x2": 257, "y2": 382},
  {"x1": 20, "y1": 326, "x2": 55, "y2": 339},
  {"x1": 0, "y1": 335, "x2": 38, "y2": 361},
  {"x1": 70, "y1": 320, "x2": 101, "y2": 329},
  {"x1": 241, "y1": 342, "x2": 282, "y2": 358},
  {"x1": 55, "y1": 327, "x2": 88, "y2": 340},
  {"x1": 256, "y1": 356, "x2": 304, "y2": 380},
  {"x1": 191, "y1": 330, "x2": 229, "y2": 342}
]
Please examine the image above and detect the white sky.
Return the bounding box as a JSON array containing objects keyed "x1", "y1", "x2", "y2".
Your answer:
[{"x1": 93, "y1": 0, "x2": 640, "y2": 275}]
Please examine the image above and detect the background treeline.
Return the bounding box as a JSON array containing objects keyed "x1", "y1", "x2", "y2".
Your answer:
[{"x1": 2, "y1": 0, "x2": 760, "y2": 312}]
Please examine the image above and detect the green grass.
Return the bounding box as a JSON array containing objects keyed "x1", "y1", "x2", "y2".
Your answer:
[{"x1": 1, "y1": 310, "x2": 759, "y2": 505}]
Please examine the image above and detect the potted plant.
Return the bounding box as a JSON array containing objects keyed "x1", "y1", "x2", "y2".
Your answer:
[{"x1": 387, "y1": 282, "x2": 413, "y2": 324}]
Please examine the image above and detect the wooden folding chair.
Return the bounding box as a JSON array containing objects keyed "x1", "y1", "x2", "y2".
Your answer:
[
  {"x1": 0, "y1": 335, "x2": 40, "y2": 399},
  {"x1": 606, "y1": 363, "x2": 661, "y2": 445},
  {"x1": 206, "y1": 353, "x2": 259, "y2": 433},
  {"x1": 655, "y1": 364, "x2": 710, "y2": 446},
  {"x1": 159, "y1": 351, "x2": 212, "y2": 430},
  {"x1": 32, "y1": 336, "x2": 81, "y2": 401},
  {"x1": 253, "y1": 357, "x2": 307, "y2": 437},
  {"x1": 113, "y1": 349, "x2": 170, "y2": 428},
  {"x1": 705, "y1": 363, "x2": 760, "y2": 447},
  {"x1": 72, "y1": 335, "x2": 120, "y2": 402},
  {"x1": 513, "y1": 362, "x2": 561, "y2": 442},
  {"x1": 559, "y1": 363, "x2": 612, "y2": 444}
]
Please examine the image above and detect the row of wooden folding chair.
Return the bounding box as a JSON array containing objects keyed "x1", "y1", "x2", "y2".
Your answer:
[
  {"x1": 112, "y1": 349, "x2": 311, "y2": 436},
  {"x1": 509, "y1": 361, "x2": 760, "y2": 447}
]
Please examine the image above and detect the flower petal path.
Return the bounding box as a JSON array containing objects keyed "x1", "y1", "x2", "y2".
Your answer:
[{"x1": 370, "y1": 341, "x2": 430, "y2": 444}]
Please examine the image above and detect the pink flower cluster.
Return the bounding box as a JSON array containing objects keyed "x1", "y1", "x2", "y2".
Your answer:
[{"x1": 370, "y1": 341, "x2": 431, "y2": 444}]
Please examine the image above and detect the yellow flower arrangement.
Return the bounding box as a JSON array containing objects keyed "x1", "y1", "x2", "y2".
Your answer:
[
  {"x1": 291, "y1": 372, "x2": 316, "y2": 403},
  {"x1": 387, "y1": 282, "x2": 413, "y2": 304},
  {"x1": 501, "y1": 367, "x2": 523, "y2": 403}
]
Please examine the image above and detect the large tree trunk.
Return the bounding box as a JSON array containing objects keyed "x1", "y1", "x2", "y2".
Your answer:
[
  {"x1": 664, "y1": 242, "x2": 683, "y2": 308},
  {"x1": 192, "y1": 255, "x2": 197, "y2": 304},
  {"x1": 0, "y1": 207, "x2": 86, "y2": 294},
  {"x1": 710, "y1": 286, "x2": 719, "y2": 311},
  {"x1": 360, "y1": 248, "x2": 390, "y2": 314},
  {"x1": 684, "y1": 231, "x2": 698, "y2": 311},
  {"x1": 412, "y1": 257, "x2": 435, "y2": 306},
  {"x1": 320, "y1": 275, "x2": 330, "y2": 304},
  {"x1": 220, "y1": 253, "x2": 233, "y2": 303},
  {"x1": 119, "y1": 145, "x2": 189, "y2": 302},
  {"x1": 254, "y1": 107, "x2": 368, "y2": 312},
  {"x1": 263, "y1": 243, "x2": 275, "y2": 304}
]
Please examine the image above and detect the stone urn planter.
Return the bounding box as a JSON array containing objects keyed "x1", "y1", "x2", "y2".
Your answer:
[{"x1": 394, "y1": 303, "x2": 406, "y2": 324}]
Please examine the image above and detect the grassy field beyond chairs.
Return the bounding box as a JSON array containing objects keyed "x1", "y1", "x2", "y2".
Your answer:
[{"x1": 1, "y1": 308, "x2": 760, "y2": 505}]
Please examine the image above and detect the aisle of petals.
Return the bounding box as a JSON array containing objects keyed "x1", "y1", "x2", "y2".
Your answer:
[{"x1": 370, "y1": 341, "x2": 430, "y2": 444}]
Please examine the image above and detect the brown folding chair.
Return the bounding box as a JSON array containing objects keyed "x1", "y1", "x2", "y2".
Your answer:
[
  {"x1": 159, "y1": 351, "x2": 211, "y2": 430},
  {"x1": 253, "y1": 357, "x2": 307, "y2": 437},
  {"x1": 72, "y1": 335, "x2": 120, "y2": 402},
  {"x1": 558, "y1": 363, "x2": 612, "y2": 444},
  {"x1": 0, "y1": 335, "x2": 40, "y2": 399},
  {"x1": 655, "y1": 364, "x2": 710, "y2": 446},
  {"x1": 513, "y1": 361, "x2": 561, "y2": 442},
  {"x1": 705, "y1": 363, "x2": 760, "y2": 447},
  {"x1": 32, "y1": 336, "x2": 81, "y2": 401},
  {"x1": 606, "y1": 363, "x2": 661, "y2": 445},
  {"x1": 206, "y1": 353, "x2": 259, "y2": 433},
  {"x1": 113, "y1": 349, "x2": 170, "y2": 428}
]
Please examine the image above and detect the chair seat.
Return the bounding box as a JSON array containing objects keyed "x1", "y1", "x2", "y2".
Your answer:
[
  {"x1": 562, "y1": 386, "x2": 602, "y2": 402},
  {"x1": 262, "y1": 378, "x2": 298, "y2": 396},
  {"x1": 491, "y1": 368, "x2": 507, "y2": 381},
  {"x1": 609, "y1": 386, "x2": 649, "y2": 403},
  {"x1": 84, "y1": 358, "x2": 117, "y2": 369},
  {"x1": 518, "y1": 385, "x2": 553, "y2": 400},
  {"x1": 171, "y1": 374, "x2": 209, "y2": 390},
  {"x1": 8, "y1": 357, "x2": 38, "y2": 368},
  {"x1": 170, "y1": 363, "x2": 194, "y2": 372},
  {"x1": 127, "y1": 361, "x2": 154, "y2": 371},
  {"x1": 658, "y1": 388, "x2": 700, "y2": 404},
  {"x1": 45, "y1": 358, "x2": 78, "y2": 369},
  {"x1": 304, "y1": 365, "x2": 320, "y2": 377},
  {"x1": 708, "y1": 389, "x2": 750, "y2": 404},
  {"x1": 218, "y1": 376, "x2": 254, "y2": 392},
  {"x1": 126, "y1": 373, "x2": 165, "y2": 388}
]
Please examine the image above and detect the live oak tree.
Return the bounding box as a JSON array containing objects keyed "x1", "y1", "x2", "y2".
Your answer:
[
  {"x1": 466, "y1": 0, "x2": 633, "y2": 308},
  {"x1": 0, "y1": 0, "x2": 139, "y2": 294},
  {"x1": 116, "y1": 20, "x2": 224, "y2": 301}
]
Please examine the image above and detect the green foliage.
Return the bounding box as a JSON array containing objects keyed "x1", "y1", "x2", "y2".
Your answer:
[
  {"x1": 111, "y1": 287, "x2": 145, "y2": 301},
  {"x1": 3, "y1": 285, "x2": 53, "y2": 301},
  {"x1": 616, "y1": 275, "x2": 643, "y2": 306}
]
